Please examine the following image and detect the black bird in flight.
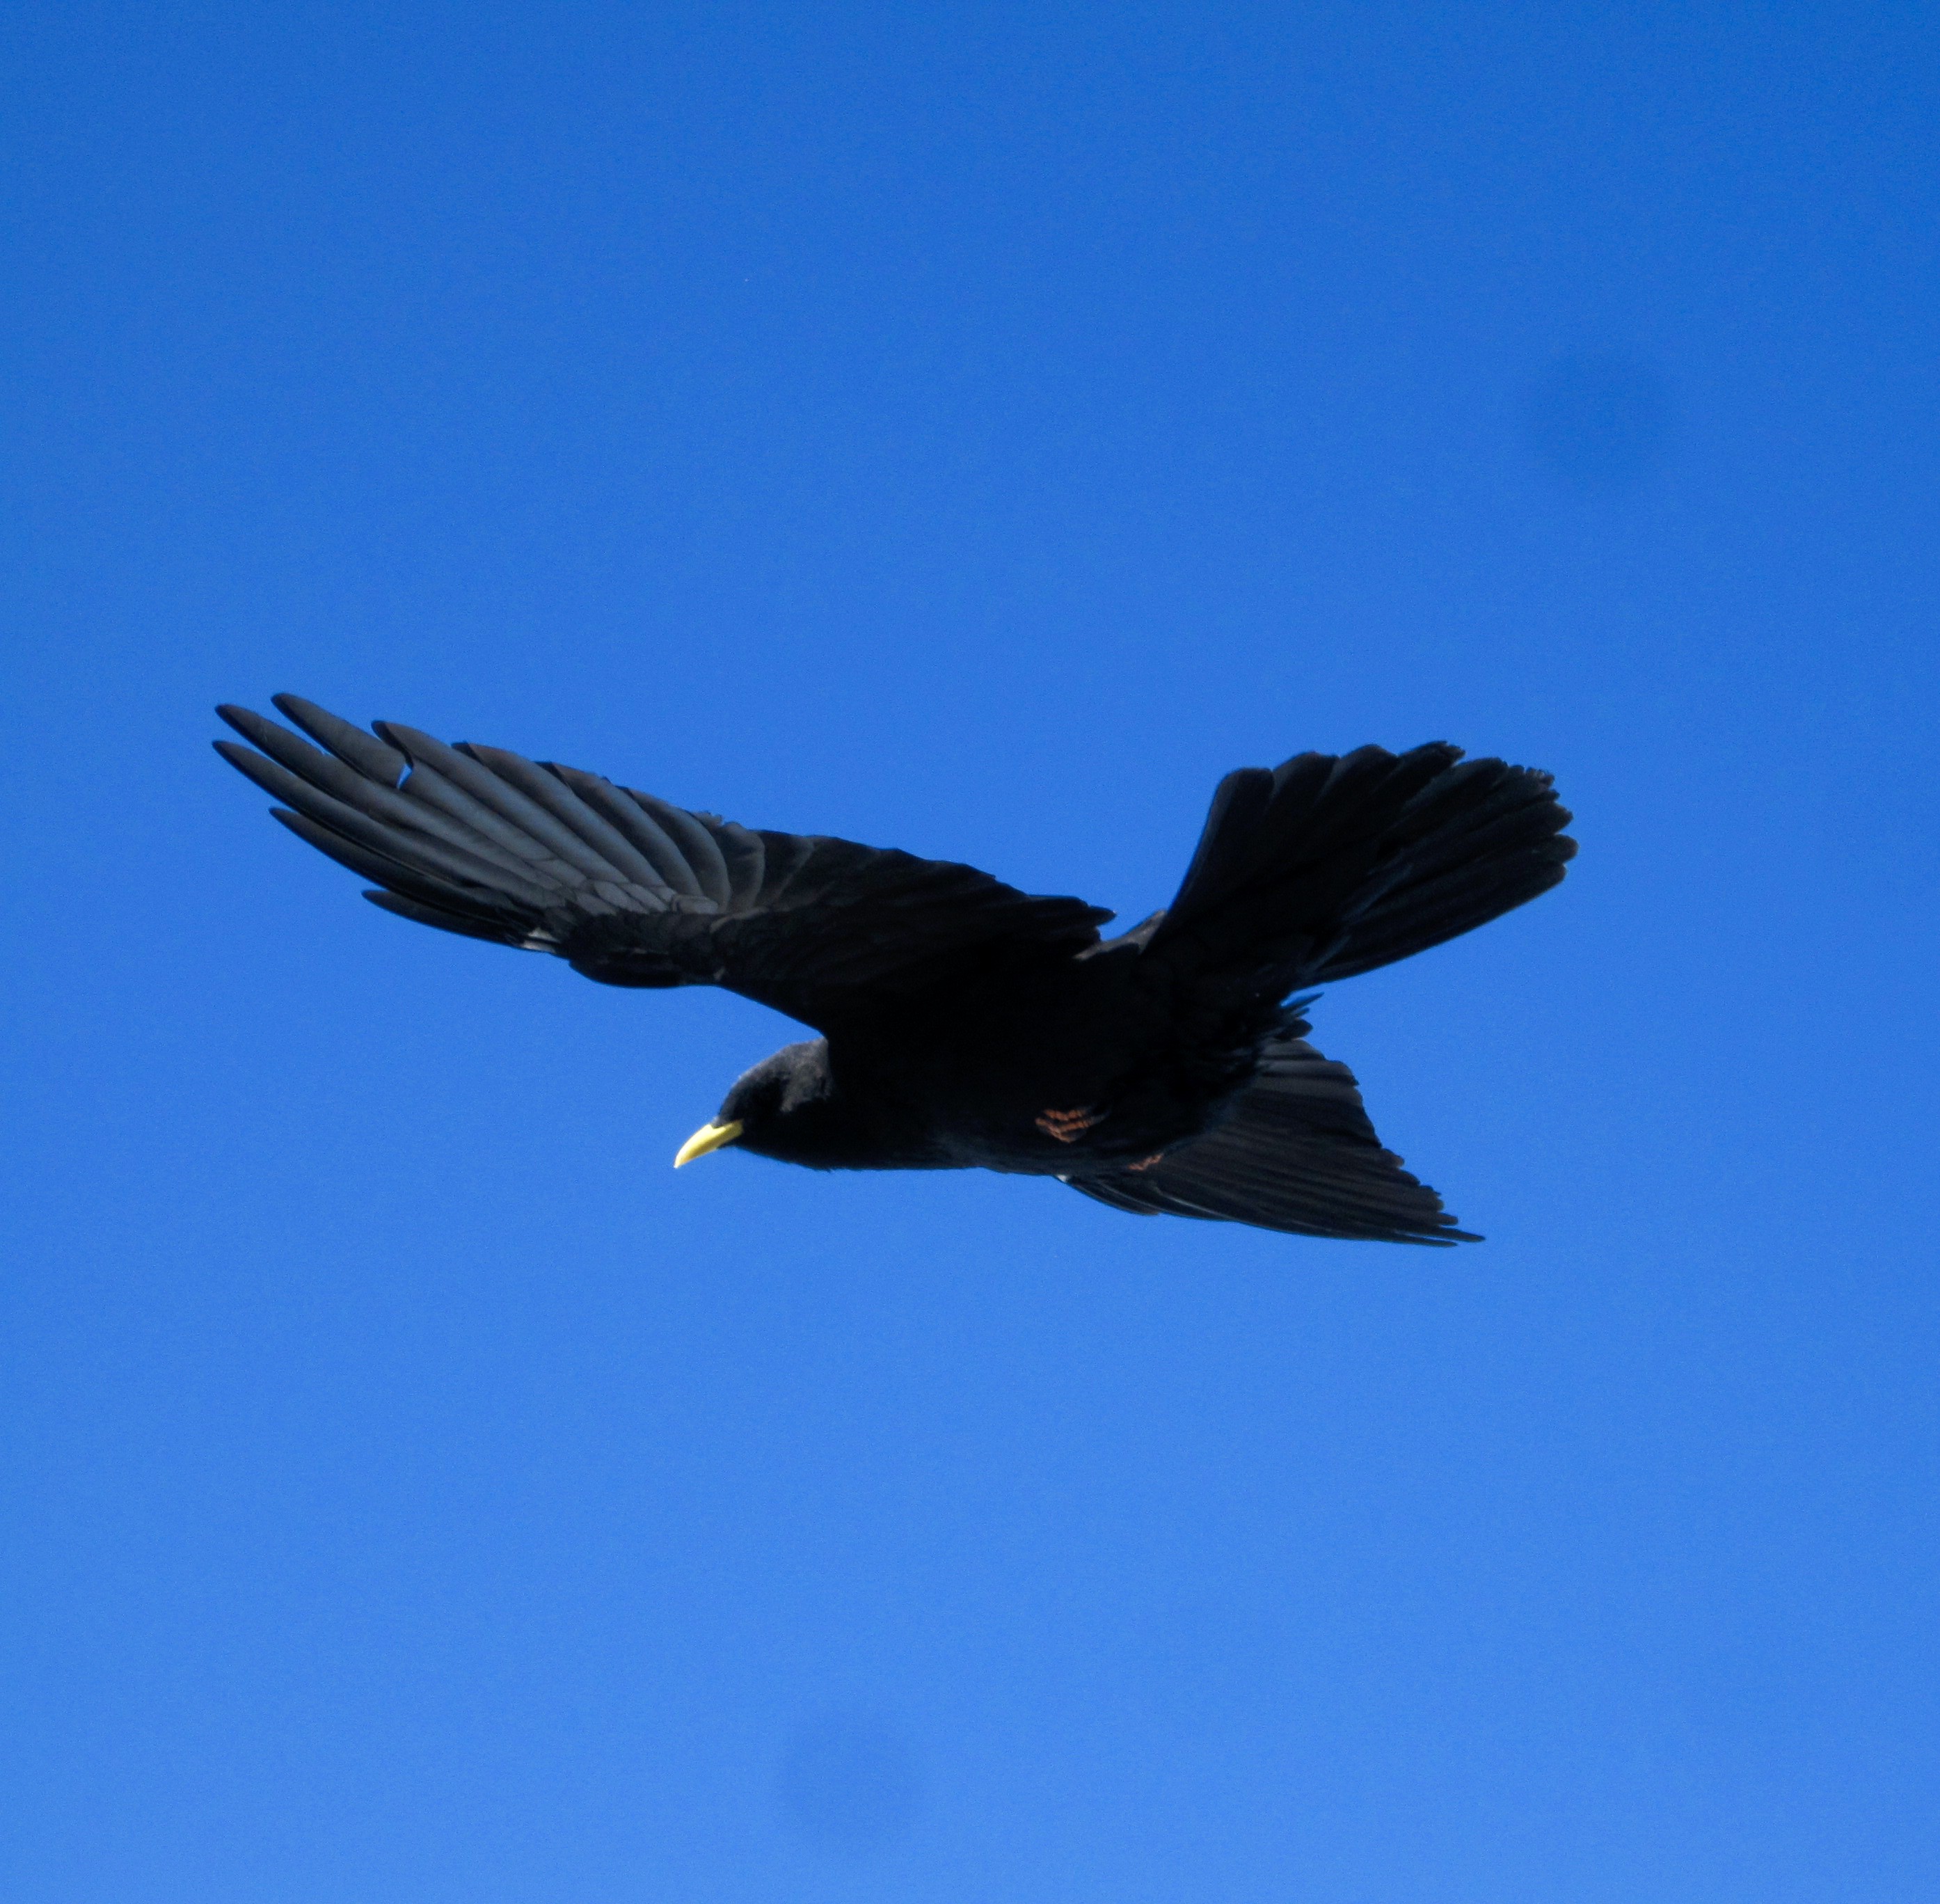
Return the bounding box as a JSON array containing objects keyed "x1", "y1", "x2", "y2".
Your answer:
[{"x1": 215, "y1": 696, "x2": 1574, "y2": 1245}]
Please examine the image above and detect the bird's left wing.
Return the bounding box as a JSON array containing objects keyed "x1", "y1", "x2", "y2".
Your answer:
[{"x1": 216, "y1": 697, "x2": 1112, "y2": 1031}]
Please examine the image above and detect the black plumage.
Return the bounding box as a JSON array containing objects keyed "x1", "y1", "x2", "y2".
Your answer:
[{"x1": 215, "y1": 695, "x2": 1575, "y2": 1244}]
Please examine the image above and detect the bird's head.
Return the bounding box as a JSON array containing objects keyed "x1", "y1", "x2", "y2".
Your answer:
[{"x1": 674, "y1": 1040, "x2": 844, "y2": 1169}]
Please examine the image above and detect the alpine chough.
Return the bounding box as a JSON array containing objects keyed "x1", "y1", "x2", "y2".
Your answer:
[{"x1": 215, "y1": 696, "x2": 1575, "y2": 1244}]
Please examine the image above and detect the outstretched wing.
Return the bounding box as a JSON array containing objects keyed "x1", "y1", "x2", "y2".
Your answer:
[
  {"x1": 215, "y1": 696, "x2": 1112, "y2": 1030},
  {"x1": 1063, "y1": 1013, "x2": 1476, "y2": 1246},
  {"x1": 1101, "y1": 743, "x2": 1574, "y2": 1003}
]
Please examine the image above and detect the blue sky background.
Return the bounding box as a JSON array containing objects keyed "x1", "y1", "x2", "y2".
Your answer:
[{"x1": 3, "y1": 5, "x2": 1936, "y2": 1898}]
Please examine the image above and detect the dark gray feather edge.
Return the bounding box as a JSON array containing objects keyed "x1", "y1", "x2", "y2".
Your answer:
[
  {"x1": 269, "y1": 809, "x2": 532, "y2": 924},
  {"x1": 216, "y1": 742, "x2": 559, "y2": 907},
  {"x1": 215, "y1": 708, "x2": 555, "y2": 884},
  {"x1": 436, "y1": 741, "x2": 640, "y2": 882},
  {"x1": 456, "y1": 745, "x2": 670, "y2": 889},
  {"x1": 543, "y1": 764, "x2": 704, "y2": 896},
  {"x1": 374, "y1": 727, "x2": 585, "y2": 875},
  {"x1": 630, "y1": 789, "x2": 732, "y2": 905},
  {"x1": 273, "y1": 694, "x2": 408, "y2": 786},
  {"x1": 363, "y1": 889, "x2": 525, "y2": 944}
]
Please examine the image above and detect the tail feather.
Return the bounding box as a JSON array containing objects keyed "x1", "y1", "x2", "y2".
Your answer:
[{"x1": 1064, "y1": 1014, "x2": 1476, "y2": 1245}]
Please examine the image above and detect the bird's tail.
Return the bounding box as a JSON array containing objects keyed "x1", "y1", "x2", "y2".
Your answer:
[
  {"x1": 1065, "y1": 1008, "x2": 1476, "y2": 1244},
  {"x1": 1143, "y1": 742, "x2": 1574, "y2": 997}
]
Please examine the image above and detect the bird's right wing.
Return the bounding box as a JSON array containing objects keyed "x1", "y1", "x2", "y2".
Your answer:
[
  {"x1": 1117, "y1": 742, "x2": 1575, "y2": 1003},
  {"x1": 1063, "y1": 1014, "x2": 1476, "y2": 1245},
  {"x1": 216, "y1": 697, "x2": 1112, "y2": 1031}
]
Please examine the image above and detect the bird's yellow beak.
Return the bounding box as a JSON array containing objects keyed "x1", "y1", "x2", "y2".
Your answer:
[{"x1": 674, "y1": 1119, "x2": 743, "y2": 1168}]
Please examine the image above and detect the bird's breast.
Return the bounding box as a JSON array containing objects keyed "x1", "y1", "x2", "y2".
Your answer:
[
  {"x1": 825, "y1": 954, "x2": 1256, "y2": 1173},
  {"x1": 835, "y1": 1024, "x2": 1236, "y2": 1175}
]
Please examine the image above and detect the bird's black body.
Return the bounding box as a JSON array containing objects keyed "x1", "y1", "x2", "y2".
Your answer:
[
  {"x1": 216, "y1": 695, "x2": 1575, "y2": 1244},
  {"x1": 729, "y1": 953, "x2": 1225, "y2": 1175}
]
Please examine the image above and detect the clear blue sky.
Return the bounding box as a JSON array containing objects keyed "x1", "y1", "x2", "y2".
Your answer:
[{"x1": 4, "y1": 5, "x2": 1936, "y2": 1898}]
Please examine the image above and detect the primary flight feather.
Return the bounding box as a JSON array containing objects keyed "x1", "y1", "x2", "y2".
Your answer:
[{"x1": 216, "y1": 695, "x2": 1575, "y2": 1244}]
